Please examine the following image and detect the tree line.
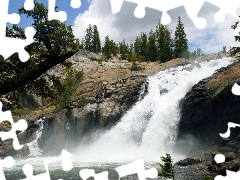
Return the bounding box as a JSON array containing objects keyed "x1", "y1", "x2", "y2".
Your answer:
[
  {"x1": 5, "y1": 1, "x2": 237, "y2": 107},
  {"x1": 82, "y1": 16, "x2": 190, "y2": 63}
]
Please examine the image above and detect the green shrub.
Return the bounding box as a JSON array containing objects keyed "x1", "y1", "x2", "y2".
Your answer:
[
  {"x1": 130, "y1": 61, "x2": 142, "y2": 71},
  {"x1": 54, "y1": 69, "x2": 83, "y2": 110},
  {"x1": 158, "y1": 153, "x2": 175, "y2": 180},
  {"x1": 203, "y1": 176, "x2": 214, "y2": 180}
]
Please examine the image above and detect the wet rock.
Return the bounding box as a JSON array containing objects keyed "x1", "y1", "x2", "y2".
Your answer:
[
  {"x1": 175, "y1": 158, "x2": 202, "y2": 167},
  {"x1": 0, "y1": 140, "x2": 30, "y2": 157},
  {"x1": 207, "y1": 149, "x2": 240, "y2": 176},
  {"x1": 178, "y1": 60, "x2": 240, "y2": 147},
  {"x1": 22, "y1": 94, "x2": 42, "y2": 108}
]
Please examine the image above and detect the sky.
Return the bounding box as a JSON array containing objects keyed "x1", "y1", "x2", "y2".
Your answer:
[{"x1": 8, "y1": 0, "x2": 240, "y2": 54}]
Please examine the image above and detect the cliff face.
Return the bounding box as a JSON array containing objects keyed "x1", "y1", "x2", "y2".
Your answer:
[
  {"x1": 177, "y1": 59, "x2": 240, "y2": 147},
  {"x1": 38, "y1": 73, "x2": 148, "y2": 154},
  {"x1": 36, "y1": 52, "x2": 191, "y2": 154}
]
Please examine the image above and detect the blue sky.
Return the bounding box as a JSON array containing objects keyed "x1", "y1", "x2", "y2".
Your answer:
[
  {"x1": 8, "y1": 0, "x2": 240, "y2": 53},
  {"x1": 8, "y1": 0, "x2": 90, "y2": 26}
]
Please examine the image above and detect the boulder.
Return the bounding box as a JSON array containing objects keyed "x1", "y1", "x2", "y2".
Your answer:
[{"x1": 175, "y1": 158, "x2": 202, "y2": 166}]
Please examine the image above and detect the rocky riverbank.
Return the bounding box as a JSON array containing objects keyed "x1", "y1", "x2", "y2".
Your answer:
[
  {"x1": 175, "y1": 55, "x2": 240, "y2": 177},
  {"x1": 177, "y1": 57, "x2": 240, "y2": 147}
]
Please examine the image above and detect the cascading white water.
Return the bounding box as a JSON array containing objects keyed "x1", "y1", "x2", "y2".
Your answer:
[
  {"x1": 27, "y1": 118, "x2": 44, "y2": 157},
  {"x1": 75, "y1": 58, "x2": 235, "y2": 163}
]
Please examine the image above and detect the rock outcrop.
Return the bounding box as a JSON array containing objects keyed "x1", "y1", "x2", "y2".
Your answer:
[
  {"x1": 0, "y1": 50, "x2": 232, "y2": 157},
  {"x1": 177, "y1": 58, "x2": 240, "y2": 149},
  {"x1": 38, "y1": 73, "x2": 148, "y2": 154},
  {"x1": 36, "y1": 52, "x2": 192, "y2": 154}
]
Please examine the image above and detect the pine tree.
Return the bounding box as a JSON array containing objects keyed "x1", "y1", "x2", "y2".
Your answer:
[
  {"x1": 84, "y1": 24, "x2": 93, "y2": 52},
  {"x1": 102, "y1": 35, "x2": 111, "y2": 59},
  {"x1": 139, "y1": 32, "x2": 148, "y2": 61},
  {"x1": 197, "y1": 47, "x2": 203, "y2": 57},
  {"x1": 174, "y1": 16, "x2": 188, "y2": 58},
  {"x1": 129, "y1": 42, "x2": 134, "y2": 54},
  {"x1": 156, "y1": 22, "x2": 173, "y2": 62},
  {"x1": 110, "y1": 39, "x2": 118, "y2": 57},
  {"x1": 119, "y1": 39, "x2": 129, "y2": 60},
  {"x1": 102, "y1": 36, "x2": 118, "y2": 60},
  {"x1": 134, "y1": 36, "x2": 141, "y2": 55},
  {"x1": 147, "y1": 29, "x2": 157, "y2": 62},
  {"x1": 190, "y1": 50, "x2": 197, "y2": 59},
  {"x1": 92, "y1": 25, "x2": 101, "y2": 53},
  {"x1": 230, "y1": 18, "x2": 240, "y2": 55},
  {"x1": 222, "y1": 46, "x2": 226, "y2": 53}
]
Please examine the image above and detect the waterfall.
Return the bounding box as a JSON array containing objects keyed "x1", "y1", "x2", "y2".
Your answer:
[
  {"x1": 75, "y1": 58, "x2": 235, "y2": 162},
  {"x1": 27, "y1": 118, "x2": 44, "y2": 157}
]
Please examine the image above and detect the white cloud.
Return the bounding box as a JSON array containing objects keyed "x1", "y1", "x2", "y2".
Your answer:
[{"x1": 73, "y1": 0, "x2": 240, "y2": 54}]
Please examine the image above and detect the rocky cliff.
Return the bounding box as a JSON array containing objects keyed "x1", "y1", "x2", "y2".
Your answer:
[
  {"x1": 33, "y1": 51, "x2": 193, "y2": 154},
  {"x1": 177, "y1": 58, "x2": 240, "y2": 149},
  {"x1": 0, "y1": 50, "x2": 231, "y2": 156}
]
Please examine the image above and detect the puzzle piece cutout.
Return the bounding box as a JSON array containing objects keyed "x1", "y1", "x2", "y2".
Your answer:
[
  {"x1": 48, "y1": 0, "x2": 81, "y2": 22},
  {"x1": 232, "y1": 83, "x2": 240, "y2": 96},
  {"x1": 110, "y1": 0, "x2": 207, "y2": 29},
  {"x1": 116, "y1": 159, "x2": 158, "y2": 180},
  {"x1": 215, "y1": 170, "x2": 240, "y2": 180},
  {"x1": 0, "y1": 0, "x2": 35, "y2": 62},
  {"x1": 214, "y1": 154, "x2": 225, "y2": 164},
  {"x1": 0, "y1": 156, "x2": 15, "y2": 180},
  {"x1": 110, "y1": 0, "x2": 240, "y2": 32},
  {"x1": 21, "y1": 149, "x2": 73, "y2": 180},
  {"x1": 79, "y1": 169, "x2": 109, "y2": 180},
  {"x1": 0, "y1": 0, "x2": 82, "y2": 62},
  {"x1": 206, "y1": 0, "x2": 240, "y2": 37},
  {"x1": 213, "y1": 86, "x2": 240, "y2": 179},
  {"x1": 219, "y1": 122, "x2": 240, "y2": 139},
  {"x1": 0, "y1": 102, "x2": 28, "y2": 150},
  {"x1": 24, "y1": 0, "x2": 35, "y2": 11}
]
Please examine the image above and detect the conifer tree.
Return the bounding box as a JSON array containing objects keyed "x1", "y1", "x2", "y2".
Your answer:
[
  {"x1": 139, "y1": 32, "x2": 148, "y2": 61},
  {"x1": 190, "y1": 51, "x2": 197, "y2": 59},
  {"x1": 174, "y1": 16, "x2": 188, "y2": 58},
  {"x1": 156, "y1": 23, "x2": 173, "y2": 62},
  {"x1": 119, "y1": 39, "x2": 129, "y2": 60},
  {"x1": 134, "y1": 36, "x2": 141, "y2": 55},
  {"x1": 230, "y1": 18, "x2": 240, "y2": 55},
  {"x1": 102, "y1": 35, "x2": 118, "y2": 59},
  {"x1": 92, "y1": 25, "x2": 101, "y2": 53},
  {"x1": 84, "y1": 24, "x2": 93, "y2": 52},
  {"x1": 102, "y1": 35, "x2": 111, "y2": 59},
  {"x1": 222, "y1": 46, "x2": 226, "y2": 53},
  {"x1": 147, "y1": 29, "x2": 157, "y2": 62},
  {"x1": 110, "y1": 40, "x2": 118, "y2": 57},
  {"x1": 129, "y1": 42, "x2": 134, "y2": 54}
]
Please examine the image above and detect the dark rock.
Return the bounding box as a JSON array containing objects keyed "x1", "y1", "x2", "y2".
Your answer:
[
  {"x1": 38, "y1": 74, "x2": 149, "y2": 154},
  {"x1": 177, "y1": 60, "x2": 240, "y2": 148},
  {"x1": 175, "y1": 158, "x2": 202, "y2": 167},
  {"x1": 0, "y1": 141, "x2": 30, "y2": 157}
]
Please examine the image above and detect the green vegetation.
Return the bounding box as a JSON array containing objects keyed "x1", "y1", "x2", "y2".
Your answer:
[
  {"x1": 189, "y1": 47, "x2": 204, "y2": 59},
  {"x1": 53, "y1": 68, "x2": 83, "y2": 111},
  {"x1": 156, "y1": 23, "x2": 173, "y2": 62},
  {"x1": 203, "y1": 176, "x2": 214, "y2": 180},
  {"x1": 0, "y1": 2, "x2": 80, "y2": 107},
  {"x1": 102, "y1": 35, "x2": 118, "y2": 59},
  {"x1": 158, "y1": 153, "x2": 175, "y2": 180},
  {"x1": 130, "y1": 61, "x2": 142, "y2": 71},
  {"x1": 174, "y1": 16, "x2": 189, "y2": 59},
  {"x1": 83, "y1": 24, "x2": 101, "y2": 53},
  {"x1": 83, "y1": 16, "x2": 190, "y2": 63},
  {"x1": 230, "y1": 16, "x2": 240, "y2": 55}
]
